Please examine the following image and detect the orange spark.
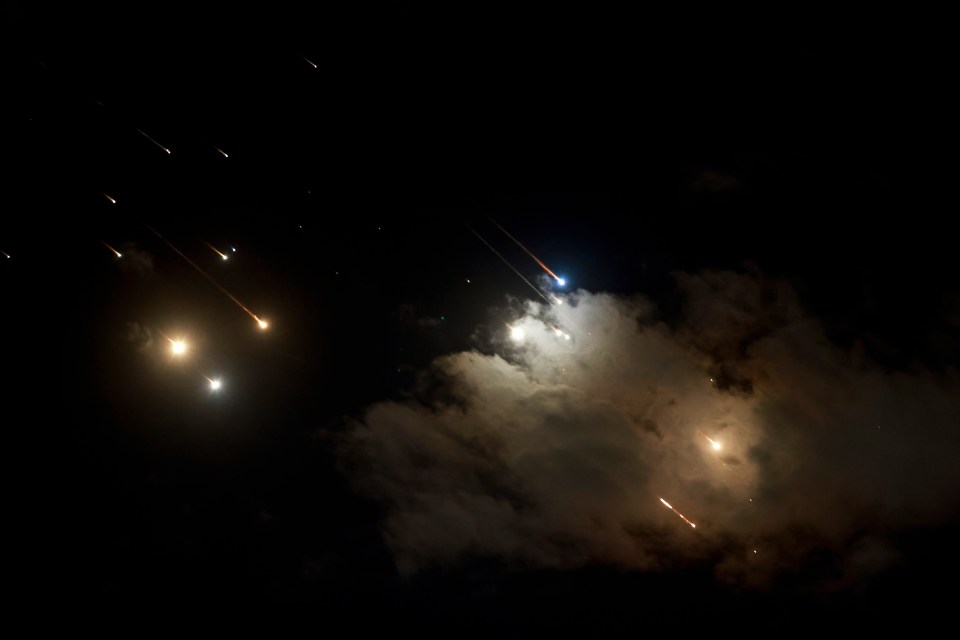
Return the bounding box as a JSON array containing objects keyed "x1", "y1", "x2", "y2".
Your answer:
[{"x1": 659, "y1": 497, "x2": 697, "y2": 529}]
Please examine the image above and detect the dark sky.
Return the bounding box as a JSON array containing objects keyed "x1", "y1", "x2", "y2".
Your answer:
[{"x1": 4, "y1": 3, "x2": 958, "y2": 633}]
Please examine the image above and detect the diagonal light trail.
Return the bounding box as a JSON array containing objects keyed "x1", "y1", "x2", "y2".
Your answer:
[
  {"x1": 146, "y1": 224, "x2": 267, "y2": 329},
  {"x1": 489, "y1": 217, "x2": 563, "y2": 283}
]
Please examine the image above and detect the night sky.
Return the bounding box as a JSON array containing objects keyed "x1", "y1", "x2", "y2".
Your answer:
[{"x1": 5, "y1": 3, "x2": 959, "y2": 633}]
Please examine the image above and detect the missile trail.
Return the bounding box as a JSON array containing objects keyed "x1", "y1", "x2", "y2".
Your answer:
[
  {"x1": 2, "y1": 250, "x2": 10, "y2": 259},
  {"x1": 303, "y1": 56, "x2": 317, "y2": 69},
  {"x1": 464, "y1": 222, "x2": 553, "y2": 306},
  {"x1": 104, "y1": 193, "x2": 117, "y2": 204},
  {"x1": 146, "y1": 224, "x2": 267, "y2": 328},
  {"x1": 136, "y1": 128, "x2": 171, "y2": 154},
  {"x1": 215, "y1": 146, "x2": 228, "y2": 158},
  {"x1": 465, "y1": 222, "x2": 585, "y2": 336},
  {"x1": 489, "y1": 217, "x2": 562, "y2": 283},
  {"x1": 206, "y1": 242, "x2": 229, "y2": 260},
  {"x1": 659, "y1": 497, "x2": 697, "y2": 529},
  {"x1": 101, "y1": 241, "x2": 122, "y2": 258},
  {"x1": 698, "y1": 430, "x2": 722, "y2": 451}
]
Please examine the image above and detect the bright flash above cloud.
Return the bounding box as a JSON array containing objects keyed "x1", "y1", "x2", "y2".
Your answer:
[{"x1": 342, "y1": 271, "x2": 960, "y2": 588}]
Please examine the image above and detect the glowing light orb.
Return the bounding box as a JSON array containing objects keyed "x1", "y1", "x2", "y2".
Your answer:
[
  {"x1": 257, "y1": 319, "x2": 269, "y2": 330},
  {"x1": 556, "y1": 277, "x2": 566, "y2": 287},
  {"x1": 703, "y1": 434, "x2": 723, "y2": 451},
  {"x1": 209, "y1": 378, "x2": 222, "y2": 391},
  {"x1": 510, "y1": 326, "x2": 525, "y2": 342},
  {"x1": 221, "y1": 254, "x2": 228, "y2": 261},
  {"x1": 170, "y1": 340, "x2": 187, "y2": 356}
]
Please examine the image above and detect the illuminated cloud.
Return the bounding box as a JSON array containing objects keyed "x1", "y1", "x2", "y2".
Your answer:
[{"x1": 342, "y1": 271, "x2": 960, "y2": 587}]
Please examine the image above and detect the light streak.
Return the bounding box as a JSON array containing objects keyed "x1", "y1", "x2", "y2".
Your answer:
[
  {"x1": 464, "y1": 222, "x2": 553, "y2": 306},
  {"x1": 659, "y1": 497, "x2": 697, "y2": 529},
  {"x1": 136, "y1": 129, "x2": 171, "y2": 154},
  {"x1": 147, "y1": 224, "x2": 267, "y2": 329},
  {"x1": 101, "y1": 241, "x2": 122, "y2": 258},
  {"x1": 698, "y1": 430, "x2": 723, "y2": 451},
  {"x1": 206, "y1": 242, "x2": 229, "y2": 260},
  {"x1": 489, "y1": 217, "x2": 563, "y2": 284}
]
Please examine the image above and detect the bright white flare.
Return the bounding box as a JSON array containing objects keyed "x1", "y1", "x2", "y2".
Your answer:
[
  {"x1": 257, "y1": 319, "x2": 269, "y2": 330},
  {"x1": 170, "y1": 340, "x2": 187, "y2": 356},
  {"x1": 209, "y1": 378, "x2": 222, "y2": 391},
  {"x1": 557, "y1": 277, "x2": 566, "y2": 287},
  {"x1": 510, "y1": 326, "x2": 525, "y2": 342},
  {"x1": 700, "y1": 431, "x2": 723, "y2": 452}
]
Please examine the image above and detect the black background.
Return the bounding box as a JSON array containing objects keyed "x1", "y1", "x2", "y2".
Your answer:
[{"x1": 4, "y1": 2, "x2": 957, "y2": 633}]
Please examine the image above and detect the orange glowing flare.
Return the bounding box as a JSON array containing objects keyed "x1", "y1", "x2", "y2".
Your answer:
[
  {"x1": 206, "y1": 243, "x2": 229, "y2": 261},
  {"x1": 147, "y1": 225, "x2": 266, "y2": 329},
  {"x1": 101, "y1": 241, "x2": 122, "y2": 258},
  {"x1": 699, "y1": 431, "x2": 723, "y2": 452},
  {"x1": 659, "y1": 497, "x2": 697, "y2": 529},
  {"x1": 490, "y1": 218, "x2": 564, "y2": 283}
]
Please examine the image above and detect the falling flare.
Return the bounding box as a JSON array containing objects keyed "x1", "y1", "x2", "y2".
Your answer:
[
  {"x1": 465, "y1": 222, "x2": 554, "y2": 306},
  {"x1": 659, "y1": 497, "x2": 697, "y2": 529},
  {"x1": 204, "y1": 375, "x2": 222, "y2": 391},
  {"x1": 509, "y1": 325, "x2": 525, "y2": 342},
  {"x1": 104, "y1": 193, "x2": 117, "y2": 204},
  {"x1": 169, "y1": 339, "x2": 188, "y2": 356},
  {"x1": 303, "y1": 56, "x2": 317, "y2": 69},
  {"x1": 136, "y1": 128, "x2": 171, "y2": 154},
  {"x1": 101, "y1": 241, "x2": 122, "y2": 258},
  {"x1": 699, "y1": 431, "x2": 723, "y2": 452},
  {"x1": 1, "y1": 250, "x2": 10, "y2": 259},
  {"x1": 148, "y1": 225, "x2": 266, "y2": 329},
  {"x1": 206, "y1": 242, "x2": 229, "y2": 261},
  {"x1": 215, "y1": 147, "x2": 228, "y2": 158},
  {"x1": 489, "y1": 217, "x2": 564, "y2": 284}
]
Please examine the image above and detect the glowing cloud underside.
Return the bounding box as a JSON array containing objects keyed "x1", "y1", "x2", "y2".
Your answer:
[{"x1": 342, "y1": 271, "x2": 960, "y2": 587}]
